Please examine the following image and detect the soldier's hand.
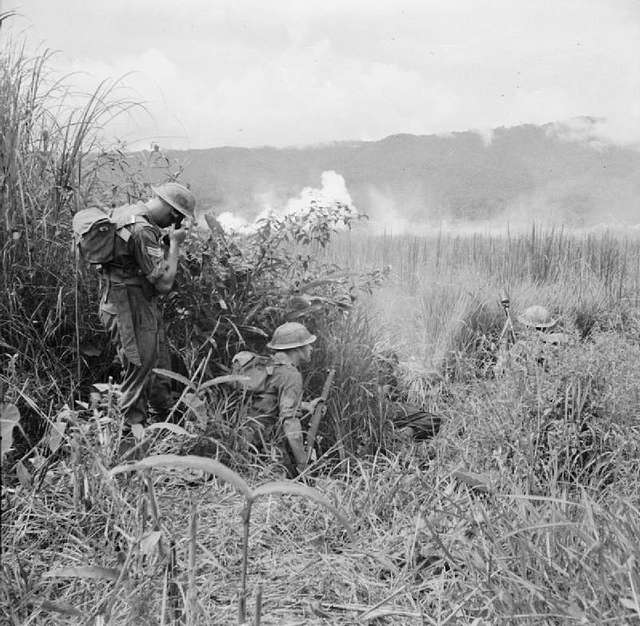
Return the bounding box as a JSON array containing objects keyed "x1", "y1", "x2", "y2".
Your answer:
[
  {"x1": 170, "y1": 227, "x2": 188, "y2": 245},
  {"x1": 306, "y1": 397, "x2": 325, "y2": 412}
]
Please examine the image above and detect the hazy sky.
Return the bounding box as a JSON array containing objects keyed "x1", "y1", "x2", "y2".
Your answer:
[{"x1": 3, "y1": 0, "x2": 640, "y2": 150}]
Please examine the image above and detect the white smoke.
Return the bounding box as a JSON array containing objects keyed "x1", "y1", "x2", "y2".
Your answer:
[
  {"x1": 215, "y1": 211, "x2": 252, "y2": 233},
  {"x1": 364, "y1": 187, "x2": 414, "y2": 235},
  {"x1": 216, "y1": 170, "x2": 356, "y2": 233}
]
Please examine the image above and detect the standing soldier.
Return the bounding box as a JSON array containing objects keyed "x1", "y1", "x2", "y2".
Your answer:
[
  {"x1": 235, "y1": 322, "x2": 323, "y2": 475},
  {"x1": 99, "y1": 183, "x2": 196, "y2": 430}
]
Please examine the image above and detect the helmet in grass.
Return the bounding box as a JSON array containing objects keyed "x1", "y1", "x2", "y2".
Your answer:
[
  {"x1": 152, "y1": 182, "x2": 196, "y2": 220},
  {"x1": 518, "y1": 305, "x2": 558, "y2": 329},
  {"x1": 267, "y1": 322, "x2": 317, "y2": 350}
]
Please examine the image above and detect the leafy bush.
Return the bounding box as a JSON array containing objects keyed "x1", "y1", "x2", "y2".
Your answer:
[{"x1": 166, "y1": 201, "x2": 376, "y2": 363}]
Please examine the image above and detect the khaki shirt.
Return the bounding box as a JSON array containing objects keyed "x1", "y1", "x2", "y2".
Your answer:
[
  {"x1": 110, "y1": 203, "x2": 166, "y2": 283},
  {"x1": 250, "y1": 352, "x2": 303, "y2": 423},
  {"x1": 495, "y1": 330, "x2": 573, "y2": 376},
  {"x1": 99, "y1": 203, "x2": 167, "y2": 365}
]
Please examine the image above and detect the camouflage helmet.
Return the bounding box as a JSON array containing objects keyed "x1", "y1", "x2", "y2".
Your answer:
[
  {"x1": 518, "y1": 305, "x2": 558, "y2": 329},
  {"x1": 267, "y1": 322, "x2": 317, "y2": 350},
  {"x1": 152, "y1": 182, "x2": 196, "y2": 220}
]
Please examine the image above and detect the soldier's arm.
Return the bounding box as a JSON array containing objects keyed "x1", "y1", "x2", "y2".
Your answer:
[
  {"x1": 278, "y1": 372, "x2": 307, "y2": 469},
  {"x1": 134, "y1": 227, "x2": 186, "y2": 295},
  {"x1": 152, "y1": 229, "x2": 186, "y2": 295}
]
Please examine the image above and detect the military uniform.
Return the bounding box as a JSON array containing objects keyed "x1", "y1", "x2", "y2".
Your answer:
[
  {"x1": 495, "y1": 330, "x2": 572, "y2": 378},
  {"x1": 245, "y1": 351, "x2": 303, "y2": 436},
  {"x1": 99, "y1": 203, "x2": 172, "y2": 425}
]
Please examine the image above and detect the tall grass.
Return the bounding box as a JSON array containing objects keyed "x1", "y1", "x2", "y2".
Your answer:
[
  {"x1": 0, "y1": 31, "x2": 188, "y2": 463},
  {"x1": 330, "y1": 226, "x2": 640, "y2": 298},
  {"x1": 324, "y1": 228, "x2": 640, "y2": 383}
]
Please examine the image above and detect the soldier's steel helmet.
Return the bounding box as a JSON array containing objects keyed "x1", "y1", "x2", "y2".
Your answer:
[
  {"x1": 152, "y1": 182, "x2": 196, "y2": 219},
  {"x1": 518, "y1": 305, "x2": 558, "y2": 329},
  {"x1": 267, "y1": 322, "x2": 317, "y2": 350}
]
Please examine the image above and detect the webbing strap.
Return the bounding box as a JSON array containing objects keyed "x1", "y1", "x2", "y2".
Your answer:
[
  {"x1": 115, "y1": 215, "x2": 147, "y2": 242},
  {"x1": 106, "y1": 272, "x2": 145, "y2": 285}
]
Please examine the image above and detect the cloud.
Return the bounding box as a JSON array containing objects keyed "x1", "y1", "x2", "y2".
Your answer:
[{"x1": 5, "y1": 0, "x2": 640, "y2": 148}]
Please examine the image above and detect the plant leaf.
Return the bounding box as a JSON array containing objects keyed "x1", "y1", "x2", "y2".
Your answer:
[
  {"x1": 80, "y1": 343, "x2": 102, "y2": 357},
  {"x1": 1, "y1": 403, "x2": 20, "y2": 457},
  {"x1": 41, "y1": 600, "x2": 83, "y2": 617},
  {"x1": 251, "y1": 481, "x2": 354, "y2": 540},
  {"x1": 110, "y1": 454, "x2": 252, "y2": 498},
  {"x1": 145, "y1": 422, "x2": 193, "y2": 437},
  {"x1": 183, "y1": 393, "x2": 208, "y2": 427},
  {"x1": 199, "y1": 374, "x2": 250, "y2": 390},
  {"x1": 621, "y1": 597, "x2": 640, "y2": 612},
  {"x1": 45, "y1": 566, "x2": 121, "y2": 581},
  {"x1": 16, "y1": 460, "x2": 32, "y2": 488},
  {"x1": 152, "y1": 368, "x2": 193, "y2": 388},
  {"x1": 238, "y1": 325, "x2": 269, "y2": 338},
  {"x1": 131, "y1": 424, "x2": 145, "y2": 441},
  {"x1": 92, "y1": 383, "x2": 121, "y2": 394},
  {"x1": 452, "y1": 469, "x2": 492, "y2": 493},
  {"x1": 47, "y1": 420, "x2": 67, "y2": 453},
  {"x1": 140, "y1": 530, "x2": 163, "y2": 556}
]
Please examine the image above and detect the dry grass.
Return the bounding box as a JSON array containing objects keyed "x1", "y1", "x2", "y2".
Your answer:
[{"x1": 3, "y1": 431, "x2": 640, "y2": 624}]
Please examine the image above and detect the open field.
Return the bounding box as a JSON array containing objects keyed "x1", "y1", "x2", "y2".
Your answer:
[{"x1": 3, "y1": 227, "x2": 640, "y2": 625}]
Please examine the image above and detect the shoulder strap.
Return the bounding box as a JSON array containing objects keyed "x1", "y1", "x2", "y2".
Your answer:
[{"x1": 115, "y1": 215, "x2": 152, "y2": 243}]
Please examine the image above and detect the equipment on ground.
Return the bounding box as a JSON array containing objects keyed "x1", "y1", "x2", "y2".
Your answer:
[
  {"x1": 498, "y1": 293, "x2": 517, "y2": 346},
  {"x1": 393, "y1": 406, "x2": 442, "y2": 441}
]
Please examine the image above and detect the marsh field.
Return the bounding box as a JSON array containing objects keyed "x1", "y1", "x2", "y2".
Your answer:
[{"x1": 2, "y1": 25, "x2": 640, "y2": 626}]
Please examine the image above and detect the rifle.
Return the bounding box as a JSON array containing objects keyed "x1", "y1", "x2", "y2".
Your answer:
[{"x1": 306, "y1": 368, "x2": 336, "y2": 463}]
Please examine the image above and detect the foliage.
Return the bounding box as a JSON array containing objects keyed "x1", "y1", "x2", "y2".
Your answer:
[
  {"x1": 0, "y1": 34, "x2": 181, "y2": 404},
  {"x1": 166, "y1": 201, "x2": 378, "y2": 369}
]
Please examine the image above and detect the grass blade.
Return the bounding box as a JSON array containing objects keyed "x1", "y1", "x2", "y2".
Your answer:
[
  {"x1": 153, "y1": 368, "x2": 194, "y2": 389},
  {"x1": 145, "y1": 422, "x2": 194, "y2": 437},
  {"x1": 110, "y1": 454, "x2": 252, "y2": 498},
  {"x1": 251, "y1": 481, "x2": 354, "y2": 540},
  {"x1": 45, "y1": 566, "x2": 121, "y2": 581}
]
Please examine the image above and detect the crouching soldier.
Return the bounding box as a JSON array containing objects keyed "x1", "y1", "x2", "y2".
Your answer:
[
  {"x1": 496, "y1": 304, "x2": 571, "y2": 376},
  {"x1": 233, "y1": 322, "x2": 322, "y2": 475}
]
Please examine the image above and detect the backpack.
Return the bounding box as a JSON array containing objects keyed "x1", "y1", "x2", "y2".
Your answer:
[
  {"x1": 230, "y1": 351, "x2": 275, "y2": 393},
  {"x1": 72, "y1": 206, "x2": 145, "y2": 265}
]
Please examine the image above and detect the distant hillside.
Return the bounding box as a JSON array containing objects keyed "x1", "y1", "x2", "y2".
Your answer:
[{"x1": 154, "y1": 121, "x2": 640, "y2": 227}]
